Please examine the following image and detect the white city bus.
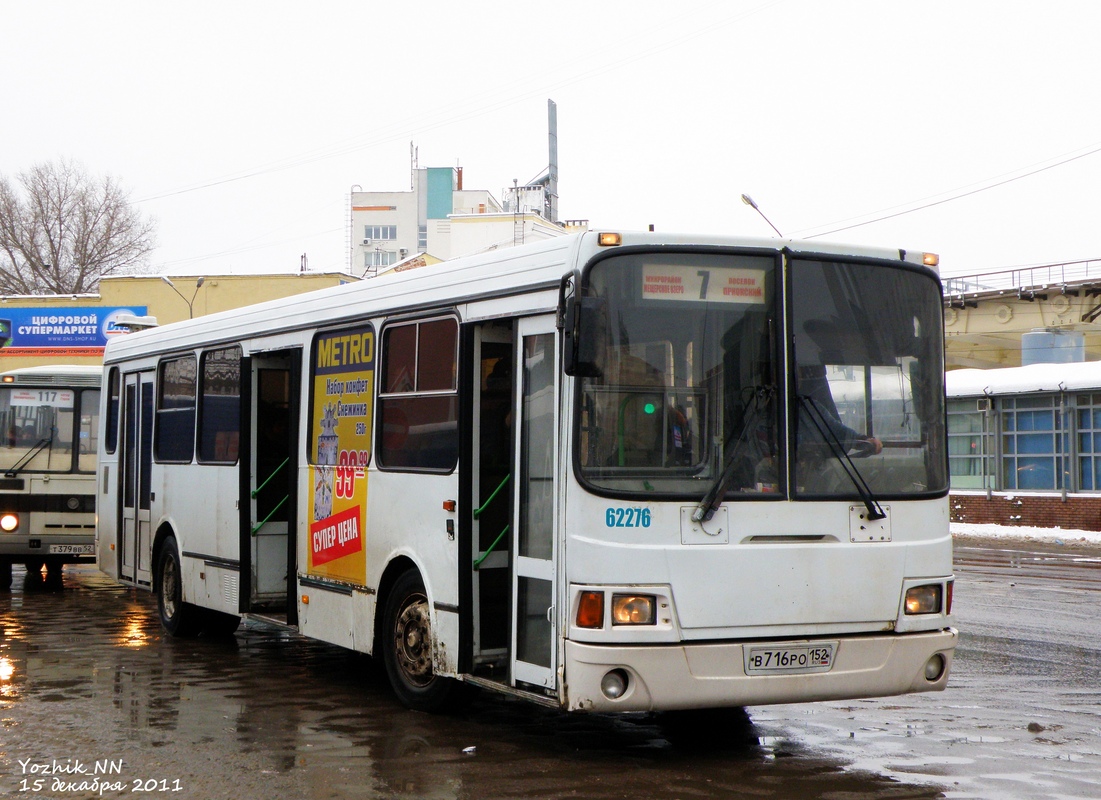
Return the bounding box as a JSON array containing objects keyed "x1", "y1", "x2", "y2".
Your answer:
[
  {"x1": 96, "y1": 232, "x2": 956, "y2": 712},
  {"x1": 0, "y1": 364, "x2": 101, "y2": 589}
]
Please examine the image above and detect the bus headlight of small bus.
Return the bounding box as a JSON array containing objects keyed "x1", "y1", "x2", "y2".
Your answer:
[{"x1": 0, "y1": 513, "x2": 18, "y2": 532}]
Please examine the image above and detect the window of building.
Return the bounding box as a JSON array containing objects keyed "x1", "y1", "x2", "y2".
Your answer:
[
  {"x1": 947, "y1": 398, "x2": 995, "y2": 489},
  {"x1": 155, "y1": 355, "x2": 197, "y2": 462},
  {"x1": 198, "y1": 346, "x2": 242, "y2": 463},
  {"x1": 377, "y1": 316, "x2": 458, "y2": 471},
  {"x1": 365, "y1": 250, "x2": 398, "y2": 269},
  {"x1": 1077, "y1": 393, "x2": 1101, "y2": 490},
  {"x1": 364, "y1": 225, "x2": 397, "y2": 241},
  {"x1": 1001, "y1": 395, "x2": 1068, "y2": 490}
]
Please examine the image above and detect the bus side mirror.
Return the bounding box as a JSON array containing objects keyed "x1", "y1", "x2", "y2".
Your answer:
[{"x1": 562, "y1": 295, "x2": 605, "y2": 378}]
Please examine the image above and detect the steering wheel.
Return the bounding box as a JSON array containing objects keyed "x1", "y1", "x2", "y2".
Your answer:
[{"x1": 847, "y1": 439, "x2": 878, "y2": 458}]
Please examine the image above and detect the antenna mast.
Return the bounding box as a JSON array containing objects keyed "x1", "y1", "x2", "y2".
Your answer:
[{"x1": 547, "y1": 99, "x2": 559, "y2": 224}]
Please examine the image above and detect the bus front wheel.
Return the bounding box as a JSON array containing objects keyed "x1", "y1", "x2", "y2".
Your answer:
[
  {"x1": 156, "y1": 537, "x2": 203, "y2": 638},
  {"x1": 382, "y1": 569, "x2": 463, "y2": 712}
]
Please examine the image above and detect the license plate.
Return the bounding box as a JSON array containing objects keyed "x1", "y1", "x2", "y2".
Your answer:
[
  {"x1": 48, "y1": 544, "x2": 94, "y2": 554},
  {"x1": 744, "y1": 642, "x2": 837, "y2": 675}
]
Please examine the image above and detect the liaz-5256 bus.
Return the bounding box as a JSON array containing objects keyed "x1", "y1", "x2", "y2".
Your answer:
[
  {"x1": 95, "y1": 231, "x2": 956, "y2": 712},
  {"x1": 0, "y1": 364, "x2": 101, "y2": 589}
]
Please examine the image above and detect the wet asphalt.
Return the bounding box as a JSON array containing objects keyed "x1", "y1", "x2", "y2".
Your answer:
[{"x1": 1, "y1": 541, "x2": 1099, "y2": 800}]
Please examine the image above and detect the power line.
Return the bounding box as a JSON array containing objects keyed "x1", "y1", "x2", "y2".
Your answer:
[
  {"x1": 135, "y1": 1, "x2": 785, "y2": 204},
  {"x1": 800, "y1": 141, "x2": 1101, "y2": 239}
]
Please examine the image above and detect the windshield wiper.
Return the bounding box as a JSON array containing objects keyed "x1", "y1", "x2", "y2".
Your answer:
[
  {"x1": 692, "y1": 386, "x2": 774, "y2": 522},
  {"x1": 796, "y1": 395, "x2": 886, "y2": 521},
  {"x1": 5, "y1": 433, "x2": 54, "y2": 478}
]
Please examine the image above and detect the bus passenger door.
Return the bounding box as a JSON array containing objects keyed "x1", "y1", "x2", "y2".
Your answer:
[
  {"x1": 511, "y1": 315, "x2": 558, "y2": 692},
  {"x1": 469, "y1": 322, "x2": 513, "y2": 673},
  {"x1": 120, "y1": 371, "x2": 154, "y2": 587},
  {"x1": 245, "y1": 352, "x2": 299, "y2": 616}
]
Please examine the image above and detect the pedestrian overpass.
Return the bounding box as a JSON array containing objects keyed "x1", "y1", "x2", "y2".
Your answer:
[{"x1": 943, "y1": 258, "x2": 1101, "y2": 369}]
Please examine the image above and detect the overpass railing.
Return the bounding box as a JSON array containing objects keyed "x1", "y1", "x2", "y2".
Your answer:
[{"x1": 943, "y1": 258, "x2": 1101, "y2": 298}]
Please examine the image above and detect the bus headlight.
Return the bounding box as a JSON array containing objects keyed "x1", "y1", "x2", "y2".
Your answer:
[
  {"x1": 0, "y1": 513, "x2": 18, "y2": 532},
  {"x1": 904, "y1": 584, "x2": 942, "y2": 615},
  {"x1": 611, "y1": 594, "x2": 655, "y2": 625}
]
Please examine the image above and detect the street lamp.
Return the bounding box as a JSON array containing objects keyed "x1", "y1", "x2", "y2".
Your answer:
[
  {"x1": 741, "y1": 194, "x2": 784, "y2": 238},
  {"x1": 161, "y1": 276, "x2": 206, "y2": 319}
]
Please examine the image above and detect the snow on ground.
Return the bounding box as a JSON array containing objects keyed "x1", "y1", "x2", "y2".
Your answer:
[{"x1": 952, "y1": 522, "x2": 1101, "y2": 548}]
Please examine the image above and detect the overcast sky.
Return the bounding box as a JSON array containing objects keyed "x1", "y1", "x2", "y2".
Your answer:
[{"x1": 4, "y1": 1, "x2": 1100, "y2": 281}]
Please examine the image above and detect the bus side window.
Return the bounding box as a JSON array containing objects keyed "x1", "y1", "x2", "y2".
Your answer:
[
  {"x1": 377, "y1": 317, "x2": 459, "y2": 471},
  {"x1": 198, "y1": 346, "x2": 242, "y2": 464},
  {"x1": 155, "y1": 355, "x2": 198, "y2": 463}
]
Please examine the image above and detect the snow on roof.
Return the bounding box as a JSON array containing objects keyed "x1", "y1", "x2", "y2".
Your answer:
[{"x1": 946, "y1": 361, "x2": 1101, "y2": 397}]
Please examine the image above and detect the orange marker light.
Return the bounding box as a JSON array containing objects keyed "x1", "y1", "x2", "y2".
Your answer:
[{"x1": 576, "y1": 591, "x2": 604, "y2": 628}]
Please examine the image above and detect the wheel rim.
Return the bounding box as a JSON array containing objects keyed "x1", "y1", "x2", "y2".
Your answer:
[
  {"x1": 393, "y1": 592, "x2": 433, "y2": 687},
  {"x1": 161, "y1": 556, "x2": 179, "y2": 620}
]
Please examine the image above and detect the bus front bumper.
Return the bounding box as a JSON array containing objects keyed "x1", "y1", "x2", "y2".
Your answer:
[
  {"x1": 562, "y1": 628, "x2": 957, "y2": 713},
  {"x1": 0, "y1": 534, "x2": 96, "y2": 561}
]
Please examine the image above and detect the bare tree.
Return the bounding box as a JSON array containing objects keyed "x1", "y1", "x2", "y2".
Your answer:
[{"x1": 0, "y1": 159, "x2": 156, "y2": 294}]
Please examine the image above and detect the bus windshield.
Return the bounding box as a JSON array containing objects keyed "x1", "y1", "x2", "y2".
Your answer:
[
  {"x1": 791, "y1": 258, "x2": 947, "y2": 498},
  {"x1": 0, "y1": 385, "x2": 99, "y2": 474},
  {"x1": 577, "y1": 251, "x2": 779, "y2": 496},
  {"x1": 576, "y1": 251, "x2": 947, "y2": 501}
]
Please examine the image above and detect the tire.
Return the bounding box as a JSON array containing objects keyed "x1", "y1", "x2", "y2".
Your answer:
[
  {"x1": 156, "y1": 537, "x2": 203, "y2": 637},
  {"x1": 0, "y1": 559, "x2": 11, "y2": 591},
  {"x1": 382, "y1": 569, "x2": 463, "y2": 712}
]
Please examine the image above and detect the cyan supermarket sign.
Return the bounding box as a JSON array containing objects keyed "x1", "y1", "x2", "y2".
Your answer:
[{"x1": 0, "y1": 306, "x2": 147, "y2": 352}]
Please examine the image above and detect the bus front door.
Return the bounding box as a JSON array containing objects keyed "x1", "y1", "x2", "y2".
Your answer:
[
  {"x1": 470, "y1": 322, "x2": 513, "y2": 674},
  {"x1": 119, "y1": 371, "x2": 154, "y2": 587},
  {"x1": 511, "y1": 315, "x2": 558, "y2": 692},
  {"x1": 245, "y1": 353, "x2": 299, "y2": 616}
]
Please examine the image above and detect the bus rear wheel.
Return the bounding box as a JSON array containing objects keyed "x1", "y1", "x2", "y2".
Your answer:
[
  {"x1": 382, "y1": 569, "x2": 463, "y2": 712},
  {"x1": 156, "y1": 537, "x2": 203, "y2": 638}
]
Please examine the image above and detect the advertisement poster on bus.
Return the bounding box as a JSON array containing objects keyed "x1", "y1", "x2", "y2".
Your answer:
[
  {"x1": 307, "y1": 324, "x2": 375, "y2": 583},
  {"x1": 0, "y1": 306, "x2": 147, "y2": 356}
]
